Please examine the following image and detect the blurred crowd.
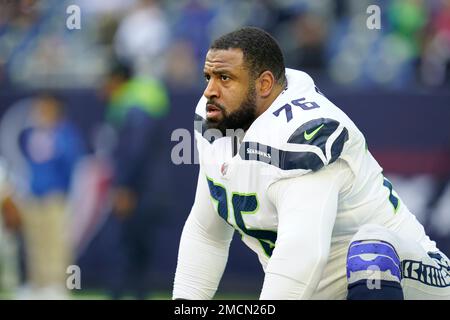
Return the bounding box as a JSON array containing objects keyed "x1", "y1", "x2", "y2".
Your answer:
[
  {"x1": 0, "y1": 0, "x2": 175, "y2": 299},
  {"x1": 0, "y1": 0, "x2": 449, "y2": 300},
  {"x1": 0, "y1": 0, "x2": 450, "y2": 91}
]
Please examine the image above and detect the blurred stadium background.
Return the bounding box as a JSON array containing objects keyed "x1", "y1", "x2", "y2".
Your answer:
[{"x1": 0, "y1": 0, "x2": 449, "y2": 299}]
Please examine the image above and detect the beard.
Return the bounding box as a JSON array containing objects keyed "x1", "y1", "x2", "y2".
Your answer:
[{"x1": 205, "y1": 85, "x2": 257, "y2": 136}]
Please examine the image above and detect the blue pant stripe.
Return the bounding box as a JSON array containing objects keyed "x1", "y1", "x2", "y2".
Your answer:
[{"x1": 348, "y1": 241, "x2": 400, "y2": 264}]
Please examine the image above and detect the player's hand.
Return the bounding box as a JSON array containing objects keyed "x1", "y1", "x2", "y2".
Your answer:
[
  {"x1": 113, "y1": 187, "x2": 137, "y2": 219},
  {"x1": 1, "y1": 196, "x2": 22, "y2": 231}
]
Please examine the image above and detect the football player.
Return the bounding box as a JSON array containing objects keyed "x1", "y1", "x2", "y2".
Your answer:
[{"x1": 173, "y1": 27, "x2": 450, "y2": 300}]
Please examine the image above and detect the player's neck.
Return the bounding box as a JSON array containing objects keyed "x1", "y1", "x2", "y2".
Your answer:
[{"x1": 256, "y1": 84, "x2": 285, "y2": 118}]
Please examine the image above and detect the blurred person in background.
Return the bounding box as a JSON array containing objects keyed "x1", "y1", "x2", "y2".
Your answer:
[
  {"x1": 17, "y1": 93, "x2": 85, "y2": 299},
  {"x1": 113, "y1": 0, "x2": 170, "y2": 78},
  {"x1": 0, "y1": 158, "x2": 22, "y2": 296},
  {"x1": 0, "y1": 0, "x2": 40, "y2": 88},
  {"x1": 164, "y1": 40, "x2": 200, "y2": 90},
  {"x1": 420, "y1": 0, "x2": 450, "y2": 86},
  {"x1": 283, "y1": 12, "x2": 327, "y2": 80},
  {"x1": 102, "y1": 60, "x2": 170, "y2": 299},
  {"x1": 388, "y1": 0, "x2": 428, "y2": 56}
]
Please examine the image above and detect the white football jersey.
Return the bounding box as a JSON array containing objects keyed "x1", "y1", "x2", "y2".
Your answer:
[{"x1": 178, "y1": 68, "x2": 437, "y2": 299}]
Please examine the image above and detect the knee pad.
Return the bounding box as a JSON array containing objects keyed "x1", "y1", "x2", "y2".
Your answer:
[{"x1": 346, "y1": 239, "x2": 404, "y2": 300}]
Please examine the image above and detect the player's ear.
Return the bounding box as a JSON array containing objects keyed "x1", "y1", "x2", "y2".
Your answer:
[{"x1": 257, "y1": 71, "x2": 275, "y2": 98}]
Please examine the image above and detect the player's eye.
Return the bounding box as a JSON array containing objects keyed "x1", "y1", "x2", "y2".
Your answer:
[
  {"x1": 220, "y1": 75, "x2": 229, "y2": 81},
  {"x1": 204, "y1": 74, "x2": 211, "y2": 82}
]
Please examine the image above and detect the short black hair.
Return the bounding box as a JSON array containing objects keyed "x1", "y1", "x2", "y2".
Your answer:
[{"x1": 210, "y1": 26, "x2": 286, "y2": 86}]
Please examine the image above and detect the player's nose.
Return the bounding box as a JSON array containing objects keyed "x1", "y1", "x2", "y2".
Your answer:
[{"x1": 203, "y1": 78, "x2": 219, "y2": 100}]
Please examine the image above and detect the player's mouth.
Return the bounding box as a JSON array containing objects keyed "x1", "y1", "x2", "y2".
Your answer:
[{"x1": 206, "y1": 103, "x2": 223, "y2": 120}]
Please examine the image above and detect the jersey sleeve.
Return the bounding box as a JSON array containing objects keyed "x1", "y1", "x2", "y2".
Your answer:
[
  {"x1": 172, "y1": 166, "x2": 235, "y2": 300},
  {"x1": 240, "y1": 69, "x2": 363, "y2": 182},
  {"x1": 260, "y1": 159, "x2": 353, "y2": 299},
  {"x1": 261, "y1": 69, "x2": 352, "y2": 175}
]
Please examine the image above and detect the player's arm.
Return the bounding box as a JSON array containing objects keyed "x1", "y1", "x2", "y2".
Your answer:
[
  {"x1": 260, "y1": 159, "x2": 353, "y2": 299},
  {"x1": 172, "y1": 167, "x2": 235, "y2": 300}
]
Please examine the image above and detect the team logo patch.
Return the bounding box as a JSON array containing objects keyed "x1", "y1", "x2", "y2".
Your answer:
[{"x1": 221, "y1": 162, "x2": 228, "y2": 176}]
